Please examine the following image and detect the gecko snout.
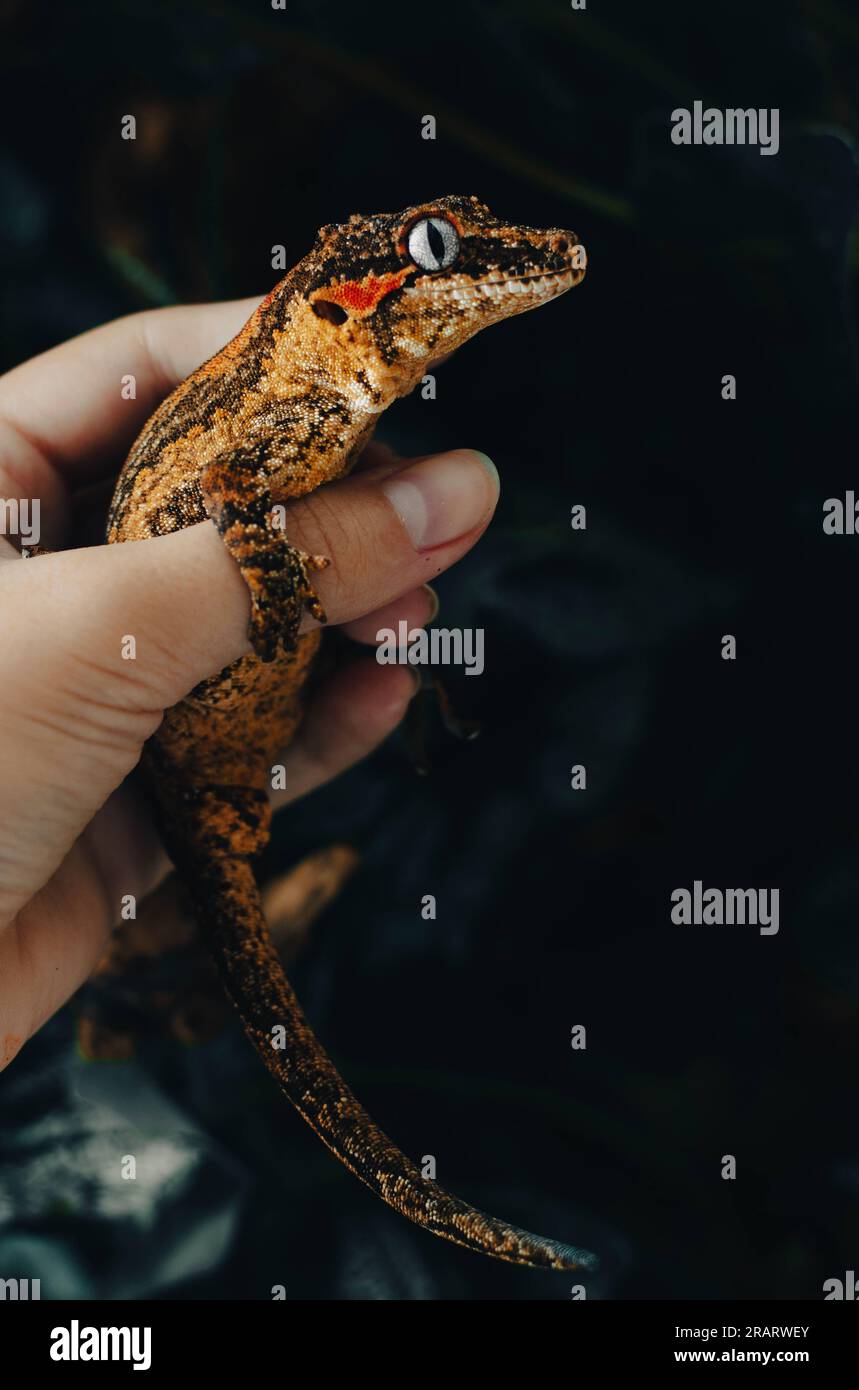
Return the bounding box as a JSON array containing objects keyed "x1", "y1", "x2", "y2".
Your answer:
[
  {"x1": 552, "y1": 230, "x2": 586, "y2": 279},
  {"x1": 526, "y1": 228, "x2": 586, "y2": 280}
]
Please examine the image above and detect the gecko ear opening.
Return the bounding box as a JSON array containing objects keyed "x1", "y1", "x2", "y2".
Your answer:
[{"x1": 312, "y1": 299, "x2": 349, "y2": 326}]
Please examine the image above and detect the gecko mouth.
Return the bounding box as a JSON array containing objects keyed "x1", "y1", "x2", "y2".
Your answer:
[
  {"x1": 484, "y1": 268, "x2": 573, "y2": 285},
  {"x1": 417, "y1": 267, "x2": 580, "y2": 298},
  {"x1": 480, "y1": 268, "x2": 579, "y2": 292},
  {"x1": 492, "y1": 267, "x2": 576, "y2": 282}
]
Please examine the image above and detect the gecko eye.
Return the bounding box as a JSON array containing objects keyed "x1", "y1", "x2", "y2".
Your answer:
[{"x1": 407, "y1": 216, "x2": 459, "y2": 272}]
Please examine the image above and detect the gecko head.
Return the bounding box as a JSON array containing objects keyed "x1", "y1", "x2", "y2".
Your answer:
[{"x1": 300, "y1": 195, "x2": 586, "y2": 392}]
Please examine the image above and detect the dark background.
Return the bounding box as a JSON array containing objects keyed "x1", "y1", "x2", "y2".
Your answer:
[{"x1": 1, "y1": 0, "x2": 858, "y2": 1300}]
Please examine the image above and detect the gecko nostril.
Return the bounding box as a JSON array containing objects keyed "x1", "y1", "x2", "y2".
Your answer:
[{"x1": 553, "y1": 237, "x2": 570, "y2": 255}]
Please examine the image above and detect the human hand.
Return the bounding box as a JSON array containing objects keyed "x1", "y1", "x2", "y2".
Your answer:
[{"x1": 0, "y1": 298, "x2": 500, "y2": 1066}]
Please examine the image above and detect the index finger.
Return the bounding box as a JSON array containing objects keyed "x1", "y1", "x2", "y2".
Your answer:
[{"x1": 0, "y1": 296, "x2": 261, "y2": 489}]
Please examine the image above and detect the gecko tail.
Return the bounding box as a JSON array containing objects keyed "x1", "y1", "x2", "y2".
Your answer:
[{"x1": 189, "y1": 851, "x2": 598, "y2": 1274}]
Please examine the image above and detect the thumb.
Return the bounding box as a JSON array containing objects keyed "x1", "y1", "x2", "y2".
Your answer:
[
  {"x1": 0, "y1": 447, "x2": 497, "y2": 921},
  {"x1": 10, "y1": 443, "x2": 498, "y2": 715}
]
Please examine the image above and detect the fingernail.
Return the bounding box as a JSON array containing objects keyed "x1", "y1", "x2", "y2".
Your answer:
[
  {"x1": 422, "y1": 584, "x2": 440, "y2": 622},
  {"x1": 381, "y1": 449, "x2": 499, "y2": 551}
]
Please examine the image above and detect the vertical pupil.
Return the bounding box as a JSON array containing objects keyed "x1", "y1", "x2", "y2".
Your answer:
[{"x1": 426, "y1": 220, "x2": 446, "y2": 262}]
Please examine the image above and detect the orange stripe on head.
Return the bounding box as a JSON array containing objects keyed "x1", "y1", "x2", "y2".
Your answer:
[{"x1": 313, "y1": 268, "x2": 411, "y2": 318}]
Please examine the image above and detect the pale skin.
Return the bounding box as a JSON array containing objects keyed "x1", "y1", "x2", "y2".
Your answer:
[{"x1": 0, "y1": 297, "x2": 500, "y2": 1069}]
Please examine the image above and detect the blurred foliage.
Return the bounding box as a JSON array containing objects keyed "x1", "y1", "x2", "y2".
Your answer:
[{"x1": 1, "y1": 0, "x2": 858, "y2": 1300}]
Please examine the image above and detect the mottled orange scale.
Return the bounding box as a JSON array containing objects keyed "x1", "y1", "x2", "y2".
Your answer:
[
  {"x1": 199, "y1": 311, "x2": 265, "y2": 378},
  {"x1": 323, "y1": 268, "x2": 409, "y2": 315}
]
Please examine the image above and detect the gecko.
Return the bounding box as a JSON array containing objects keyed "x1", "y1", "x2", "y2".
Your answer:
[{"x1": 107, "y1": 194, "x2": 592, "y2": 1272}]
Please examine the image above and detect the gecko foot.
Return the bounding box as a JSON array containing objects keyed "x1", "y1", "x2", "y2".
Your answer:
[
  {"x1": 245, "y1": 543, "x2": 330, "y2": 661},
  {"x1": 200, "y1": 445, "x2": 330, "y2": 661}
]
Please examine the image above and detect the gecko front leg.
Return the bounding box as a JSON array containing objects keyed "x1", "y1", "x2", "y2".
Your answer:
[{"x1": 200, "y1": 441, "x2": 330, "y2": 661}]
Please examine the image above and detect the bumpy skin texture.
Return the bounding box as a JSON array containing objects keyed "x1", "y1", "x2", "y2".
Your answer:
[{"x1": 108, "y1": 195, "x2": 593, "y2": 1271}]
